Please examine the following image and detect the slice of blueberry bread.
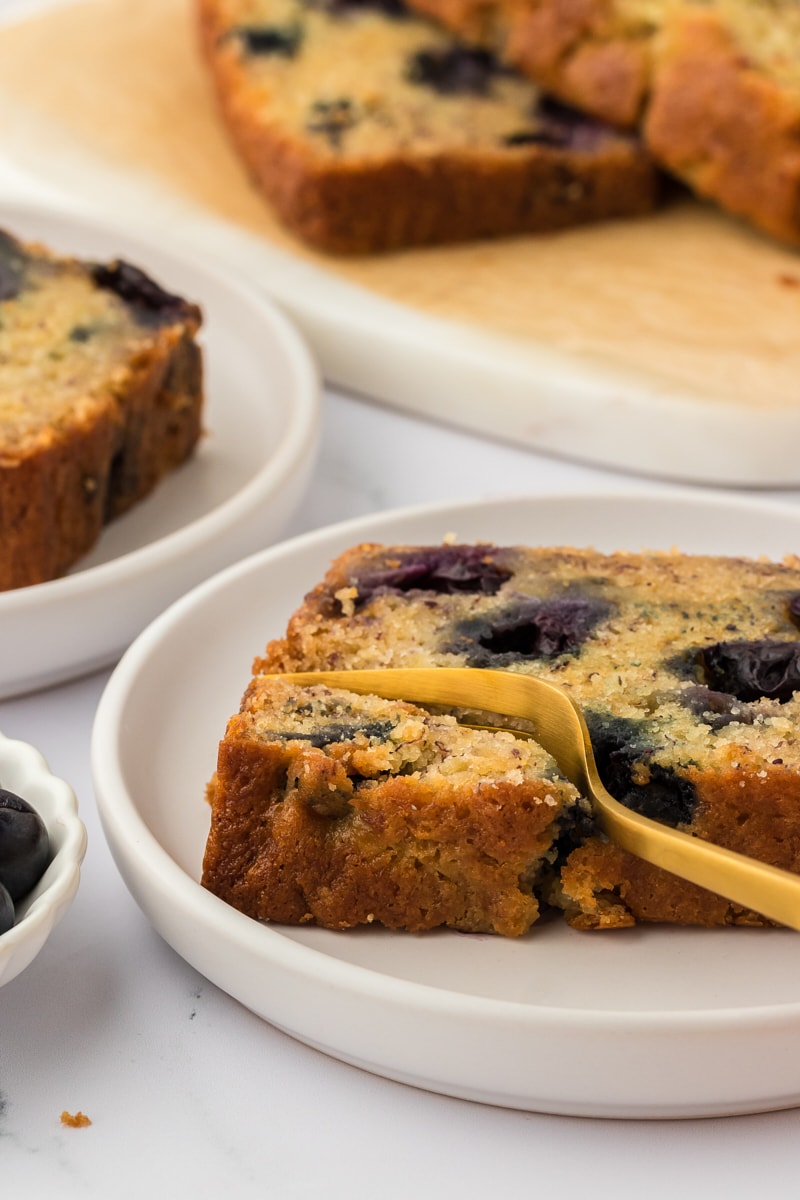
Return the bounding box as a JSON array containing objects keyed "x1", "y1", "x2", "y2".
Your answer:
[
  {"x1": 400, "y1": 0, "x2": 800, "y2": 246},
  {"x1": 202, "y1": 675, "x2": 591, "y2": 934},
  {"x1": 256, "y1": 541, "x2": 800, "y2": 929},
  {"x1": 194, "y1": 0, "x2": 659, "y2": 253},
  {"x1": 0, "y1": 229, "x2": 203, "y2": 591}
]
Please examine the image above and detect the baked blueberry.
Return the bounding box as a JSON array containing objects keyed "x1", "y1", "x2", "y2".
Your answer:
[
  {"x1": 406, "y1": 45, "x2": 500, "y2": 96},
  {"x1": 233, "y1": 23, "x2": 303, "y2": 55},
  {"x1": 68, "y1": 324, "x2": 95, "y2": 343},
  {"x1": 348, "y1": 546, "x2": 512, "y2": 609},
  {"x1": 586, "y1": 713, "x2": 697, "y2": 828},
  {"x1": 506, "y1": 99, "x2": 614, "y2": 152},
  {"x1": 699, "y1": 640, "x2": 800, "y2": 704},
  {"x1": 677, "y1": 685, "x2": 755, "y2": 729},
  {"x1": 447, "y1": 595, "x2": 611, "y2": 666},
  {"x1": 306, "y1": 99, "x2": 359, "y2": 148},
  {"x1": 268, "y1": 720, "x2": 395, "y2": 748},
  {"x1": 90, "y1": 261, "x2": 191, "y2": 325},
  {"x1": 304, "y1": 0, "x2": 408, "y2": 17},
  {"x1": 0, "y1": 882, "x2": 13, "y2": 936}
]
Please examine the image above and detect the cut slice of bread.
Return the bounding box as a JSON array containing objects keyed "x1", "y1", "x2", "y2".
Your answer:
[
  {"x1": 202, "y1": 675, "x2": 591, "y2": 935},
  {"x1": 195, "y1": 0, "x2": 660, "y2": 254},
  {"x1": 241, "y1": 540, "x2": 800, "y2": 930},
  {"x1": 400, "y1": 0, "x2": 800, "y2": 245},
  {"x1": 0, "y1": 229, "x2": 203, "y2": 591}
]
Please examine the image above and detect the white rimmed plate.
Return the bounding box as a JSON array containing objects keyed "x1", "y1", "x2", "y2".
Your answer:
[
  {"x1": 0, "y1": 731, "x2": 87, "y2": 988},
  {"x1": 92, "y1": 490, "x2": 800, "y2": 1119},
  {"x1": 0, "y1": 201, "x2": 320, "y2": 698}
]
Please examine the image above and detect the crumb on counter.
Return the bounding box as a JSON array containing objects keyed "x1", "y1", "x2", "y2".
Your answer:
[{"x1": 60, "y1": 1110, "x2": 92, "y2": 1128}]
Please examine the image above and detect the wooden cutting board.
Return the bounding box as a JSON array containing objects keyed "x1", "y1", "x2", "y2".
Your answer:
[{"x1": 1, "y1": 0, "x2": 799, "y2": 485}]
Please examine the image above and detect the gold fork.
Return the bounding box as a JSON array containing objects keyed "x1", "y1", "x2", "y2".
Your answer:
[{"x1": 271, "y1": 666, "x2": 800, "y2": 931}]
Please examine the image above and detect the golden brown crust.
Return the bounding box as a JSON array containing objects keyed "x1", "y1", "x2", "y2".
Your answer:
[
  {"x1": 216, "y1": 120, "x2": 657, "y2": 255},
  {"x1": 0, "y1": 328, "x2": 203, "y2": 591},
  {"x1": 559, "y1": 765, "x2": 800, "y2": 929},
  {"x1": 103, "y1": 328, "x2": 203, "y2": 520},
  {"x1": 195, "y1": 0, "x2": 658, "y2": 254},
  {"x1": 645, "y1": 13, "x2": 800, "y2": 246},
  {"x1": 0, "y1": 272, "x2": 203, "y2": 591},
  {"x1": 404, "y1": 0, "x2": 651, "y2": 125},
  {"x1": 399, "y1": 0, "x2": 800, "y2": 244},
  {"x1": 558, "y1": 841, "x2": 756, "y2": 928},
  {"x1": 202, "y1": 705, "x2": 573, "y2": 936}
]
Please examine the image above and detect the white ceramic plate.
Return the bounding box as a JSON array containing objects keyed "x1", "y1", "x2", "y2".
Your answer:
[
  {"x1": 92, "y1": 490, "x2": 800, "y2": 1119},
  {"x1": 0, "y1": 201, "x2": 320, "y2": 698},
  {"x1": 0, "y1": 731, "x2": 87, "y2": 988}
]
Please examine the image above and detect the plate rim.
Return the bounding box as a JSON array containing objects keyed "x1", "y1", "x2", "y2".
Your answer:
[
  {"x1": 0, "y1": 197, "x2": 321, "y2": 614},
  {"x1": 93, "y1": 486, "x2": 800, "y2": 1034}
]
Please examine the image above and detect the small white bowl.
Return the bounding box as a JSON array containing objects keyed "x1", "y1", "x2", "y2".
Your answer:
[{"x1": 0, "y1": 732, "x2": 87, "y2": 988}]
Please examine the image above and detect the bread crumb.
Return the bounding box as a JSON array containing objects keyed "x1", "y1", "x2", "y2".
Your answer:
[{"x1": 61, "y1": 1110, "x2": 92, "y2": 1128}]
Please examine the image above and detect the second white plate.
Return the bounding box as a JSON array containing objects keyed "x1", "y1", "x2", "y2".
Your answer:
[
  {"x1": 93, "y1": 490, "x2": 800, "y2": 1119},
  {"x1": 0, "y1": 200, "x2": 320, "y2": 698}
]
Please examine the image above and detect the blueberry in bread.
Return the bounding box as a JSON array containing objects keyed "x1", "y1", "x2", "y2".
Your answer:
[
  {"x1": 232, "y1": 541, "x2": 800, "y2": 931},
  {"x1": 398, "y1": 0, "x2": 800, "y2": 246},
  {"x1": 0, "y1": 229, "x2": 203, "y2": 591},
  {"x1": 194, "y1": 0, "x2": 660, "y2": 253}
]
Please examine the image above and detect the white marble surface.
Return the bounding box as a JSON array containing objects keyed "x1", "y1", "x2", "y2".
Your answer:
[{"x1": 4, "y1": 97, "x2": 800, "y2": 1197}]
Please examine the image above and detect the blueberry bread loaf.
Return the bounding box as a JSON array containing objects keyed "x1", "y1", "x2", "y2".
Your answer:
[
  {"x1": 400, "y1": 0, "x2": 800, "y2": 246},
  {"x1": 194, "y1": 0, "x2": 659, "y2": 254},
  {"x1": 202, "y1": 675, "x2": 591, "y2": 935},
  {"x1": 0, "y1": 229, "x2": 203, "y2": 591},
  {"x1": 251, "y1": 541, "x2": 800, "y2": 930}
]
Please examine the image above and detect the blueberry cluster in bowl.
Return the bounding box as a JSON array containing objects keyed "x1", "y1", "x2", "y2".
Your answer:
[{"x1": 0, "y1": 789, "x2": 50, "y2": 935}]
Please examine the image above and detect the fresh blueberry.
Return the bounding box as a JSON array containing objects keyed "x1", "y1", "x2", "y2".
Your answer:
[
  {"x1": 0, "y1": 789, "x2": 50, "y2": 902},
  {"x1": 0, "y1": 882, "x2": 13, "y2": 936}
]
